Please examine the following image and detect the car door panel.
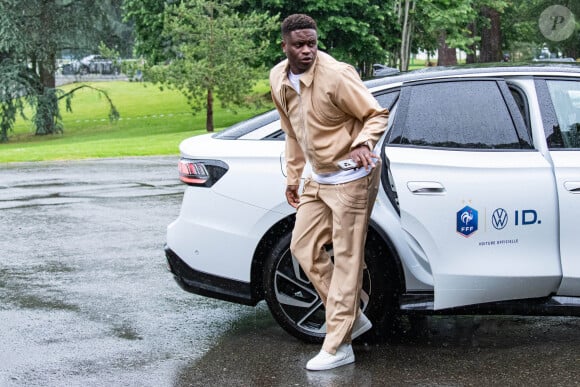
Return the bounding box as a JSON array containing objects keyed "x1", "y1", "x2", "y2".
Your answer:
[
  {"x1": 538, "y1": 78, "x2": 580, "y2": 296},
  {"x1": 388, "y1": 147, "x2": 561, "y2": 309},
  {"x1": 553, "y1": 151, "x2": 580, "y2": 295},
  {"x1": 386, "y1": 78, "x2": 562, "y2": 309}
]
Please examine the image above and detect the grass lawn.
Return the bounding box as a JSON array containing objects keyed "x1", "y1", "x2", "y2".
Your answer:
[
  {"x1": 1, "y1": 79, "x2": 273, "y2": 163},
  {"x1": 1, "y1": 62, "x2": 435, "y2": 163}
]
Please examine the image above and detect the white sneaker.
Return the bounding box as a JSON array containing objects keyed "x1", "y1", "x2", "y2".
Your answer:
[
  {"x1": 306, "y1": 343, "x2": 355, "y2": 371},
  {"x1": 352, "y1": 313, "x2": 372, "y2": 340}
]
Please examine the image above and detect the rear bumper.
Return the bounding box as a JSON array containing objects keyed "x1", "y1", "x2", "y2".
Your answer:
[{"x1": 165, "y1": 245, "x2": 258, "y2": 306}]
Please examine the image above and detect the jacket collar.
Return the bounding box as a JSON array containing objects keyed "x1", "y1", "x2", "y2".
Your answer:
[
  {"x1": 280, "y1": 54, "x2": 320, "y2": 88},
  {"x1": 297, "y1": 56, "x2": 316, "y2": 88}
]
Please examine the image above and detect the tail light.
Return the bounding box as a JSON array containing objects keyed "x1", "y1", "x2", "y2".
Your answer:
[{"x1": 178, "y1": 158, "x2": 228, "y2": 187}]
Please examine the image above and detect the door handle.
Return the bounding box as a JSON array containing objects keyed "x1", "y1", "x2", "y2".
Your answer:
[
  {"x1": 564, "y1": 181, "x2": 580, "y2": 193},
  {"x1": 407, "y1": 181, "x2": 446, "y2": 195}
]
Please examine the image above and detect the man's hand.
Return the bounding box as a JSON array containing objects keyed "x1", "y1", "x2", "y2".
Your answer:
[
  {"x1": 350, "y1": 143, "x2": 378, "y2": 171},
  {"x1": 285, "y1": 185, "x2": 300, "y2": 208}
]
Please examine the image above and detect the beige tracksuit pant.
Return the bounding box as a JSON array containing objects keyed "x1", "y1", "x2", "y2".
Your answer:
[{"x1": 290, "y1": 162, "x2": 381, "y2": 354}]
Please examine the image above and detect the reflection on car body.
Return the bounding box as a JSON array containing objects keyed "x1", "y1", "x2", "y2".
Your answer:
[{"x1": 165, "y1": 63, "x2": 580, "y2": 343}]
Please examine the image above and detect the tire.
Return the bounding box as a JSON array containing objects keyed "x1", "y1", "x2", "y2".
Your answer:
[{"x1": 262, "y1": 230, "x2": 395, "y2": 343}]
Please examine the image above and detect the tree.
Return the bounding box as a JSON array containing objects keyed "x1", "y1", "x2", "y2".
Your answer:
[
  {"x1": 398, "y1": 0, "x2": 416, "y2": 71},
  {"x1": 0, "y1": 0, "x2": 122, "y2": 141},
  {"x1": 302, "y1": 0, "x2": 390, "y2": 74},
  {"x1": 393, "y1": 0, "x2": 478, "y2": 68},
  {"x1": 463, "y1": 1, "x2": 508, "y2": 64},
  {"x1": 148, "y1": 0, "x2": 278, "y2": 132},
  {"x1": 479, "y1": 5, "x2": 503, "y2": 62},
  {"x1": 128, "y1": 0, "x2": 395, "y2": 77},
  {"x1": 0, "y1": 63, "x2": 38, "y2": 142},
  {"x1": 399, "y1": 0, "x2": 514, "y2": 67},
  {"x1": 236, "y1": 0, "x2": 395, "y2": 76},
  {"x1": 123, "y1": 0, "x2": 168, "y2": 64},
  {"x1": 502, "y1": 0, "x2": 579, "y2": 61},
  {"x1": 100, "y1": 0, "x2": 135, "y2": 58},
  {"x1": 425, "y1": 0, "x2": 478, "y2": 66}
]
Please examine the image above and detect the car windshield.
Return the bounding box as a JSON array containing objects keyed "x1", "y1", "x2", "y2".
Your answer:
[{"x1": 213, "y1": 110, "x2": 280, "y2": 140}]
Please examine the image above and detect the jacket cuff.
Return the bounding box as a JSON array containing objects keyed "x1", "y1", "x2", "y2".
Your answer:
[{"x1": 352, "y1": 140, "x2": 373, "y2": 151}]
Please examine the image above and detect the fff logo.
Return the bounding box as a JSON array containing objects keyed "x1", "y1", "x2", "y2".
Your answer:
[{"x1": 457, "y1": 206, "x2": 478, "y2": 237}]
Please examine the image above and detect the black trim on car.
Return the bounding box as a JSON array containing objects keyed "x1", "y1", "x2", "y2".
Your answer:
[
  {"x1": 165, "y1": 245, "x2": 259, "y2": 306},
  {"x1": 506, "y1": 82, "x2": 532, "y2": 138},
  {"x1": 400, "y1": 292, "x2": 580, "y2": 317},
  {"x1": 367, "y1": 220, "x2": 406, "y2": 297}
]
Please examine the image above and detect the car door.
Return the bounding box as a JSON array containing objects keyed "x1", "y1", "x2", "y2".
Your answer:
[
  {"x1": 536, "y1": 76, "x2": 580, "y2": 296},
  {"x1": 385, "y1": 77, "x2": 562, "y2": 310}
]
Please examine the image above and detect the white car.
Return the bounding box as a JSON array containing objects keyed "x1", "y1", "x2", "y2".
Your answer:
[{"x1": 165, "y1": 64, "x2": 580, "y2": 343}]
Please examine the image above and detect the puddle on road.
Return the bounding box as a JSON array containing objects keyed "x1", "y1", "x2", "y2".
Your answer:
[
  {"x1": 174, "y1": 310, "x2": 580, "y2": 386},
  {"x1": 110, "y1": 321, "x2": 144, "y2": 341},
  {"x1": 0, "y1": 262, "x2": 80, "y2": 312}
]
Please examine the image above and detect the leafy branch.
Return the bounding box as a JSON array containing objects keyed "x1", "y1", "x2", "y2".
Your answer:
[{"x1": 60, "y1": 84, "x2": 120, "y2": 122}]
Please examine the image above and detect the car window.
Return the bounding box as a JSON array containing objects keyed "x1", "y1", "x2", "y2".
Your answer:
[
  {"x1": 213, "y1": 110, "x2": 280, "y2": 140},
  {"x1": 388, "y1": 79, "x2": 532, "y2": 149},
  {"x1": 545, "y1": 80, "x2": 580, "y2": 149},
  {"x1": 374, "y1": 90, "x2": 399, "y2": 110}
]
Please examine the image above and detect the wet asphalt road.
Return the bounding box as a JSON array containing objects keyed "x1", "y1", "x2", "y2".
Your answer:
[{"x1": 1, "y1": 157, "x2": 580, "y2": 386}]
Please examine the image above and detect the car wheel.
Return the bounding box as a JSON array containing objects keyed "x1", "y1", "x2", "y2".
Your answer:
[{"x1": 263, "y1": 230, "x2": 394, "y2": 343}]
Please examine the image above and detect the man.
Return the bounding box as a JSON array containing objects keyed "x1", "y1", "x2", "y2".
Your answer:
[{"x1": 269, "y1": 14, "x2": 389, "y2": 371}]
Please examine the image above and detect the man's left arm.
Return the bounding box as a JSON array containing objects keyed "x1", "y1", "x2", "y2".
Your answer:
[
  {"x1": 336, "y1": 66, "x2": 389, "y2": 144},
  {"x1": 335, "y1": 66, "x2": 389, "y2": 169}
]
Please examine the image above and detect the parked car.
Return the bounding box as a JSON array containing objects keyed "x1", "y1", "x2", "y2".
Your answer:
[
  {"x1": 165, "y1": 63, "x2": 580, "y2": 343},
  {"x1": 533, "y1": 57, "x2": 576, "y2": 63},
  {"x1": 62, "y1": 54, "x2": 118, "y2": 75},
  {"x1": 372, "y1": 63, "x2": 399, "y2": 77}
]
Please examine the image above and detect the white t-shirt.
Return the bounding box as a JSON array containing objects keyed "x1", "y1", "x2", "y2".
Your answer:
[
  {"x1": 288, "y1": 71, "x2": 301, "y2": 93},
  {"x1": 312, "y1": 156, "x2": 379, "y2": 185},
  {"x1": 312, "y1": 143, "x2": 380, "y2": 185},
  {"x1": 312, "y1": 166, "x2": 371, "y2": 184}
]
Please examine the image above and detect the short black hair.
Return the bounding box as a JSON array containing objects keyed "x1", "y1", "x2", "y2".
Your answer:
[{"x1": 281, "y1": 14, "x2": 317, "y2": 37}]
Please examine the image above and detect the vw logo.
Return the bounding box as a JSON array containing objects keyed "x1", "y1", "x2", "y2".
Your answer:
[{"x1": 492, "y1": 208, "x2": 508, "y2": 230}]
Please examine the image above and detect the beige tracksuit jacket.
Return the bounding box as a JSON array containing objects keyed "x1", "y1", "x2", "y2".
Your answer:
[{"x1": 269, "y1": 51, "x2": 389, "y2": 186}]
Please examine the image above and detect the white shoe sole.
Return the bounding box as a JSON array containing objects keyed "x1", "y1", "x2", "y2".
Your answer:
[{"x1": 306, "y1": 353, "x2": 355, "y2": 371}]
